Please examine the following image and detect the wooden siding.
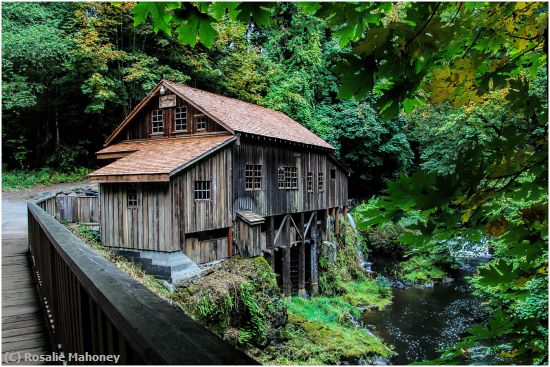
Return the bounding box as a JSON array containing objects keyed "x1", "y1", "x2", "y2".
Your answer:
[
  {"x1": 171, "y1": 146, "x2": 233, "y2": 246},
  {"x1": 115, "y1": 92, "x2": 226, "y2": 142},
  {"x1": 184, "y1": 236, "x2": 228, "y2": 264},
  {"x1": 233, "y1": 140, "x2": 348, "y2": 217},
  {"x1": 39, "y1": 195, "x2": 99, "y2": 224},
  {"x1": 99, "y1": 183, "x2": 176, "y2": 252},
  {"x1": 236, "y1": 219, "x2": 265, "y2": 257}
]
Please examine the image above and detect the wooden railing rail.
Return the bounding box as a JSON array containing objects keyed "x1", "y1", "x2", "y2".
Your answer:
[{"x1": 28, "y1": 202, "x2": 257, "y2": 365}]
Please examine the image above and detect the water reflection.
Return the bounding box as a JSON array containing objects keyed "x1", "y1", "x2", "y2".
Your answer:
[{"x1": 361, "y1": 267, "x2": 487, "y2": 364}]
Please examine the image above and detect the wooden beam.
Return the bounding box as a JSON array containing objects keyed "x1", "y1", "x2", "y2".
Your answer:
[
  {"x1": 335, "y1": 207, "x2": 340, "y2": 235},
  {"x1": 298, "y1": 212, "x2": 306, "y2": 297},
  {"x1": 303, "y1": 212, "x2": 315, "y2": 238},
  {"x1": 288, "y1": 214, "x2": 303, "y2": 241},
  {"x1": 311, "y1": 211, "x2": 319, "y2": 296},
  {"x1": 273, "y1": 215, "x2": 287, "y2": 247},
  {"x1": 282, "y1": 216, "x2": 291, "y2": 297},
  {"x1": 227, "y1": 226, "x2": 233, "y2": 257},
  {"x1": 89, "y1": 174, "x2": 169, "y2": 183},
  {"x1": 268, "y1": 216, "x2": 275, "y2": 270}
]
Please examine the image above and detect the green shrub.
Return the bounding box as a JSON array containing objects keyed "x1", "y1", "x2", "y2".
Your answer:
[
  {"x1": 2, "y1": 167, "x2": 91, "y2": 190},
  {"x1": 398, "y1": 255, "x2": 446, "y2": 284}
]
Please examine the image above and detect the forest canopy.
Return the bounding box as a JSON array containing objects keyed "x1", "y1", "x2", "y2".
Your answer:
[{"x1": 2, "y1": 2, "x2": 548, "y2": 364}]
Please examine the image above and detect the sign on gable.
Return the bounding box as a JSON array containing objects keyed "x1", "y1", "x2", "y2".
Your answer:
[{"x1": 159, "y1": 95, "x2": 177, "y2": 108}]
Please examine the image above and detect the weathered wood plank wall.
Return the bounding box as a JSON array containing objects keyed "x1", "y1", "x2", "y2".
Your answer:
[
  {"x1": 99, "y1": 183, "x2": 175, "y2": 251},
  {"x1": 233, "y1": 140, "x2": 348, "y2": 217},
  {"x1": 38, "y1": 196, "x2": 99, "y2": 224},
  {"x1": 171, "y1": 146, "x2": 232, "y2": 243}
]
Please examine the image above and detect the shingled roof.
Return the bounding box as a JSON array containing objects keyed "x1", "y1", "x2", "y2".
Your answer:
[
  {"x1": 90, "y1": 135, "x2": 235, "y2": 182},
  {"x1": 105, "y1": 80, "x2": 333, "y2": 150}
]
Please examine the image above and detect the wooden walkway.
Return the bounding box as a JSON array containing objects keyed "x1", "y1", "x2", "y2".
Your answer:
[{"x1": 2, "y1": 200, "x2": 52, "y2": 364}]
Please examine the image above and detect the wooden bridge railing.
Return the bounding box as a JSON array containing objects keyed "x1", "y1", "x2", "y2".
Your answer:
[{"x1": 27, "y1": 202, "x2": 257, "y2": 365}]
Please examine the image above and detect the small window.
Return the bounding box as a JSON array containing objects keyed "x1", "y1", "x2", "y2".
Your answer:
[
  {"x1": 245, "y1": 164, "x2": 262, "y2": 191},
  {"x1": 194, "y1": 181, "x2": 211, "y2": 201},
  {"x1": 278, "y1": 167, "x2": 298, "y2": 190},
  {"x1": 152, "y1": 110, "x2": 163, "y2": 133},
  {"x1": 318, "y1": 172, "x2": 324, "y2": 192},
  {"x1": 175, "y1": 106, "x2": 187, "y2": 131},
  {"x1": 330, "y1": 169, "x2": 336, "y2": 179},
  {"x1": 195, "y1": 114, "x2": 207, "y2": 131},
  {"x1": 307, "y1": 172, "x2": 313, "y2": 192},
  {"x1": 127, "y1": 186, "x2": 138, "y2": 207}
]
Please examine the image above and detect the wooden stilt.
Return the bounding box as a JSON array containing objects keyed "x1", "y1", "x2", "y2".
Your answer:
[
  {"x1": 227, "y1": 226, "x2": 233, "y2": 257},
  {"x1": 298, "y1": 212, "x2": 306, "y2": 297},
  {"x1": 311, "y1": 211, "x2": 319, "y2": 296},
  {"x1": 268, "y1": 216, "x2": 275, "y2": 270},
  {"x1": 282, "y1": 215, "x2": 291, "y2": 297},
  {"x1": 335, "y1": 207, "x2": 340, "y2": 235}
]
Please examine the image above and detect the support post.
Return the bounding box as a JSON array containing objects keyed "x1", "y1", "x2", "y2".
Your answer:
[
  {"x1": 268, "y1": 216, "x2": 275, "y2": 270},
  {"x1": 298, "y1": 212, "x2": 306, "y2": 297},
  {"x1": 282, "y1": 215, "x2": 291, "y2": 297},
  {"x1": 310, "y1": 211, "x2": 319, "y2": 296},
  {"x1": 228, "y1": 226, "x2": 233, "y2": 257},
  {"x1": 335, "y1": 207, "x2": 340, "y2": 235}
]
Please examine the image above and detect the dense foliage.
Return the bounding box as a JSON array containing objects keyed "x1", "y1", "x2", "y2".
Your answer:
[{"x1": 3, "y1": 2, "x2": 547, "y2": 364}]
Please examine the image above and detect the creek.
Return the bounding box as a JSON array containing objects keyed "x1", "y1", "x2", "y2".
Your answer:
[{"x1": 360, "y1": 259, "x2": 488, "y2": 364}]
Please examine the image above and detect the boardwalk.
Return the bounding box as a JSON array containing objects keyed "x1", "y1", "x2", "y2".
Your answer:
[{"x1": 2, "y1": 200, "x2": 51, "y2": 364}]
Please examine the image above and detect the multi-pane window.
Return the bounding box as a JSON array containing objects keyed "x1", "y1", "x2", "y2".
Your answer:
[
  {"x1": 195, "y1": 114, "x2": 207, "y2": 131},
  {"x1": 127, "y1": 185, "x2": 138, "y2": 207},
  {"x1": 152, "y1": 109, "x2": 163, "y2": 133},
  {"x1": 245, "y1": 164, "x2": 262, "y2": 190},
  {"x1": 278, "y1": 166, "x2": 298, "y2": 189},
  {"x1": 318, "y1": 172, "x2": 324, "y2": 192},
  {"x1": 307, "y1": 172, "x2": 314, "y2": 192},
  {"x1": 194, "y1": 181, "x2": 211, "y2": 201},
  {"x1": 174, "y1": 106, "x2": 187, "y2": 131}
]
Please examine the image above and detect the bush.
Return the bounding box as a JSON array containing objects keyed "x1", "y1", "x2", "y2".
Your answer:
[
  {"x1": 398, "y1": 255, "x2": 446, "y2": 284},
  {"x1": 2, "y1": 167, "x2": 91, "y2": 190}
]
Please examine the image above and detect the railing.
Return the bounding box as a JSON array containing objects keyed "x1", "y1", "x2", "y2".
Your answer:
[
  {"x1": 28, "y1": 202, "x2": 257, "y2": 364},
  {"x1": 37, "y1": 194, "x2": 99, "y2": 225}
]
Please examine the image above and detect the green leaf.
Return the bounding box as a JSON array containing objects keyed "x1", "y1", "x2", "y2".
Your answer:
[
  {"x1": 131, "y1": 2, "x2": 175, "y2": 35},
  {"x1": 235, "y1": 2, "x2": 274, "y2": 27}
]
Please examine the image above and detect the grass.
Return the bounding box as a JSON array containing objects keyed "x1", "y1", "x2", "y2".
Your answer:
[
  {"x1": 2, "y1": 167, "x2": 91, "y2": 190},
  {"x1": 257, "y1": 295, "x2": 394, "y2": 365}
]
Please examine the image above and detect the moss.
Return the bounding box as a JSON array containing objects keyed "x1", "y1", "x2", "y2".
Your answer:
[
  {"x1": 257, "y1": 297, "x2": 394, "y2": 365},
  {"x1": 172, "y1": 256, "x2": 287, "y2": 348}
]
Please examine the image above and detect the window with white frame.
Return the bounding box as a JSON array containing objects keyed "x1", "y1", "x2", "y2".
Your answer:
[
  {"x1": 278, "y1": 166, "x2": 298, "y2": 190},
  {"x1": 195, "y1": 114, "x2": 207, "y2": 131},
  {"x1": 307, "y1": 172, "x2": 314, "y2": 192},
  {"x1": 152, "y1": 109, "x2": 163, "y2": 133},
  {"x1": 194, "y1": 181, "x2": 211, "y2": 201},
  {"x1": 245, "y1": 164, "x2": 262, "y2": 190},
  {"x1": 174, "y1": 106, "x2": 187, "y2": 131},
  {"x1": 318, "y1": 172, "x2": 324, "y2": 192}
]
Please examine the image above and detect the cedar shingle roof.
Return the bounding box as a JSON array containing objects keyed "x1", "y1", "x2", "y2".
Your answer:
[
  {"x1": 237, "y1": 211, "x2": 265, "y2": 225},
  {"x1": 163, "y1": 81, "x2": 333, "y2": 149},
  {"x1": 90, "y1": 135, "x2": 234, "y2": 180}
]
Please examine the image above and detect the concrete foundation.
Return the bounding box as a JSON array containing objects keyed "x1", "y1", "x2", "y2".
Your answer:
[{"x1": 117, "y1": 249, "x2": 200, "y2": 283}]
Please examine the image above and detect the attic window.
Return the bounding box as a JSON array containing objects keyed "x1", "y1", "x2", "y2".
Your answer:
[
  {"x1": 175, "y1": 106, "x2": 187, "y2": 131},
  {"x1": 194, "y1": 181, "x2": 211, "y2": 201},
  {"x1": 152, "y1": 109, "x2": 163, "y2": 133},
  {"x1": 245, "y1": 164, "x2": 262, "y2": 190},
  {"x1": 195, "y1": 114, "x2": 207, "y2": 131},
  {"x1": 278, "y1": 167, "x2": 298, "y2": 190}
]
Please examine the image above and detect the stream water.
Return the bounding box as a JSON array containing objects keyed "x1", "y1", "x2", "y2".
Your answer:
[{"x1": 360, "y1": 259, "x2": 488, "y2": 365}]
